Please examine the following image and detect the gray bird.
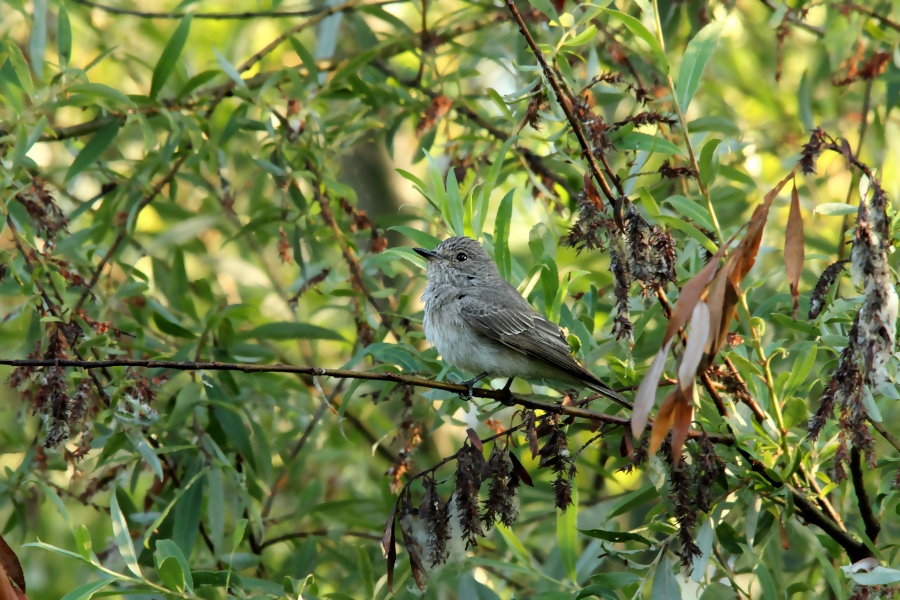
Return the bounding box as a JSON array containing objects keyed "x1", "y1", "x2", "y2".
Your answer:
[{"x1": 414, "y1": 236, "x2": 631, "y2": 409}]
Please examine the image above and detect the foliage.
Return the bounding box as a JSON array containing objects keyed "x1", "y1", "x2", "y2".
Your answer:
[{"x1": 0, "y1": 0, "x2": 898, "y2": 598}]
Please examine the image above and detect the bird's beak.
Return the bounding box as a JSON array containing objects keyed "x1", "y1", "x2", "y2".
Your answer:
[{"x1": 413, "y1": 247, "x2": 442, "y2": 261}]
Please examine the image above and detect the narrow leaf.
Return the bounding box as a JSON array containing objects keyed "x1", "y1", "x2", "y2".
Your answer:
[
  {"x1": 65, "y1": 120, "x2": 121, "y2": 182},
  {"x1": 677, "y1": 301, "x2": 710, "y2": 390},
  {"x1": 57, "y1": 7, "x2": 72, "y2": 69},
  {"x1": 631, "y1": 342, "x2": 672, "y2": 438},
  {"x1": 650, "y1": 556, "x2": 681, "y2": 600},
  {"x1": 675, "y1": 20, "x2": 723, "y2": 112},
  {"x1": 556, "y1": 484, "x2": 578, "y2": 583},
  {"x1": 600, "y1": 9, "x2": 668, "y2": 74},
  {"x1": 785, "y1": 181, "x2": 805, "y2": 319},
  {"x1": 110, "y1": 488, "x2": 142, "y2": 577},
  {"x1": 29, "y1": 0, "x2": 48, "y2": 82},
  {"x1": 150, "y1": 15, "x2": 193, "y2": 99}
]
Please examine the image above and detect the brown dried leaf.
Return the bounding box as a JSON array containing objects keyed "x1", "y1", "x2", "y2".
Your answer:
[
  {"x1": 0, "y1": 535, "x2": 24, "y2": 593},
  {"x1": 731, "y1": 169, "x2": 796, "y2": 284},
  {"x1": 631, "y1": 342, "x2": 673, "y2": 438},
  {"x1": 662, "y1": 233, "x2": 735, "y2": 346},
  {"x1": 417, "y1": 95, "x2": 452, "y2": 137},
  {"x1": 704, "y1": 267, "x2": 740, "y2": 357},
  {"x1": 677, "y1": 302, "x2": 710, "y2": 391},
  {"x1": 649, "y1": 390, "x2": 679, "y2": 454},
  {"x1": 0, "y1": 568, "x2": 17, "y2": 600},
  {"x1": 466, "y1": 428, "x2": 483, "y2": 451},
  {"x1": 383, "y1": 496, "x2": 400, "y2": 591},
  {"x1": 508, "y1": 451, "x2": 534, "y2": 487},
  {"x1": 778, "y1": 515, "x2": 790, "y2": 550},
  {"x1": 670, "y1": 390, "x2": 693, "y2": 463},
  {"x1": 399, "y1": 515, "x2": 429, "y2": 589},
  {"x1": 785, "y1": 181, "x2": 805, "y2": 319}
]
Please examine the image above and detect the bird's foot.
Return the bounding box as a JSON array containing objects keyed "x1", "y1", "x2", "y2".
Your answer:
[{"x1": 456, "y1": 372, "x2": 488, "y2": 400}]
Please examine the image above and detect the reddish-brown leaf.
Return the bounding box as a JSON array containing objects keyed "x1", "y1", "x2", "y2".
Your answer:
[
  {"x1": 785, "y1": 181, "x2": 805, "y2": 319},
  {"x1": 416, "y1": 95, "x2": 452, "y2": 137},
  {"x1": 704, "y1": 266, "x2": 739, "y2": 357},
  {"x1": 649, "y1": 390, "x2": 679, "y2": 455},
  {"x1": 779, "y1": 515, "x2": 791, "y2": 550},
  {"x1": 508, "y1": 451, "x2": 534, "y2": 487},
  {"x1": 670, "y1": 391, "x2": 693, "y2": 463},
  {"x1": 730, "y1": 168, "x2": 796, "y2": 284},
  {"x1": 583, "y1": 172, "x2": 603, "y2": 209},
  {"x1": 677, "y1": 302, "x2": 710, "y2": 391},
  {"x1": 399, "y1": 515, "x2": 429, "y2": 589},
  {"x1": 663, "y1": 233, "x2": 736, "y2": 346},
  {"x1": 382, "y1": 496, "x2": 400, "y2": 591},
  {"x1": 0, "y1": 535, "x2": 24, "y2": 594},
  {"x1": 0, "y1": 568, "x2": 16, "y2": 600},
  {"x1": 465, "y1": 428, "x2": 483, "y2": 452}
]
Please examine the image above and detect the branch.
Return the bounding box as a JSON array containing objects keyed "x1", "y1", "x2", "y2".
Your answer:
[
  {"x1": 757, "y1": 0, "x2": 825, "y2": 37},
  {"x1": 850, "y1": 447, "x2": 881, "y2": 544},
  {"x1": 0, "y1": 356, "x2": 734, "y2": 444},
  {"x1": 838, "y1": 1, "x2": 900, "y2": 32},
  {"x1": 71, "y1": 0, "x2": 407, "y2": 20},
  {"x1": 258, "y1": 529, "x2": 381, "y2": 551},
  {"x1": 503, "y1": 0, "x2": 617, "y2": 204}
]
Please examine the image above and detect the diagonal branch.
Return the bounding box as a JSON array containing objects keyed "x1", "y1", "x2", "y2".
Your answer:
[{"x1": 503, "y1": 0, "x2": 617, "y2": 204}]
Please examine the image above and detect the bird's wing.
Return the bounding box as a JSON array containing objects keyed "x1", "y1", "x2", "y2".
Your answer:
[{"x1": 457, "y1": 285, "x2": 590, "y2": 378}]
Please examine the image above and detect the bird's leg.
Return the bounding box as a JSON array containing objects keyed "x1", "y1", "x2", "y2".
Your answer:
[
  {"x1": 498, "y1": 377, "x2": 516, "y2": 407},
  {"x1": 457, "y1": 372, "x2": 489, "y2": 400}
]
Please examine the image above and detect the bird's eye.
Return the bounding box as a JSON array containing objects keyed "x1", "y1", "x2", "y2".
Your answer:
[{"x1": 456, "y1": 252, "x2": 468, "y2": 262}]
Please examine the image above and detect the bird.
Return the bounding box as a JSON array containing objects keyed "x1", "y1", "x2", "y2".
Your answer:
[{"x1": 414, "y1": 236, "x2": 631, "y2": 409}]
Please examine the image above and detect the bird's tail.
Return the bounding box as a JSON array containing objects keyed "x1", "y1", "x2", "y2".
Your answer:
[{"x1": 584, "y1": 378, "x2": 632, "y2": 410}]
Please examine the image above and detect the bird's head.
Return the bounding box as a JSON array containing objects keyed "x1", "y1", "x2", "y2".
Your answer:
[{"x1": 414, "y1": 236, "x2": 500, "y2": 287}]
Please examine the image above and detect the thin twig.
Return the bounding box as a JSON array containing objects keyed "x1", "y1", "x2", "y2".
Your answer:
[
  {"x1": 757, "y1": 0, "x2": 826, "y2": 37},
  {"x1": 258, "y1": 529, "x2": 381, "y2": 550},
  {"x1": 71, "y1": 0, "x2": 407, "y2": 20},
  {"x1": 850, "y1": 447, "x2": 882, "y2": 544},
  {"x1": 503, "y1": 0, "x2": 617, "y2": 204},
  {"x1": 0, "y1": 356, "x2": 734, "y2": 444}
]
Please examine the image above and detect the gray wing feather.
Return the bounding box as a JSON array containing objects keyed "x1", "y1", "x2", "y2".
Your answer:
[
  {"x1": 457, "y1": 286, "x2": 590, "y2": 378},
  {"x1": 457, "y1": 284, "x2": 631, "y2": 409}
]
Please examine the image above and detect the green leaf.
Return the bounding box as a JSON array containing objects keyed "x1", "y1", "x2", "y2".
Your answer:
[
  {"x1": 445, "y1": 167, "x2": 465, "y2": 236},
  {"x1": 387, "y1": 226, "x2": 442, "y2": 250},
  {"x1": 128, "y1": 432, "x2": 164, "y2": 480},
  {"x1": 754, "y1": 562, "x2": 779, "y2": 599},
  {"x1": 6, "y1": 42, "x2": 34, "y2": 97},
  {"x1": 65, "y1": 120, "x2": 121, "y2": 182},
  {"x1": 155, "y1": 539, "x2": 194, "y2": 591},
  {"x1": 698, "y1": 138, "x2": 722, "y2": 188},
  {"x1": 150, "y1": 15, "x2": 193, "y2": 99},
  {"x1": 75, "y1": 524, "x2": 94, "y2": 560},
  {"x1": 616, "y1": 131, "x2": 682, "y2": 156},
  {"x1": 142, "y1": 470, "x2": 207, "y2": 549},
  {"x1": 664, "y1": 195, "x2": 715, "y2": 231},
  {"x1": 651, "y1": 556, "x2": 681, "y2": 599},
  {"x1": 493, "y1": 189, "x2": 515, "y2": 281},
  {"x1": 814, "y1": 203, "x2": 857, "y2": 216},
  {"x1": 289, "y1": 37, "x2": 318, "y2": 81},
  {"x1": 110, "y1": 487, "x2": 142, "y2": 577},
  {"x1": 579, "y1": 528, "x2": 652, "y2": 545},
  {"x1": 557, "y1": 484, "x2": 578, "y2": 582},
  {"x1": 356, "y1": 547, "x2": 375, "y2": 598},
  {"x1": 600, "y1": 9, "x2": 668, "y2": 74},
  {"x1": 243, "y1": 322, "x2": 345, "y2": 342},
  {"x1": 60, "y1": 580, "x2": 113, "y2": 600},
  {"x1": 214, "y1": 47, "x2": 246, "y2": 88},
  {"x1": 607, "y1": 485, "x2": 658, "y2": 519},
  {"x1": 66, "y1": 83, "x2": 135, "y2": 108},
  {"x1": 172, "y1": 472, "x2": 205, "y2": 559},
  {"x1": 29, "y1": 0, "x2": 47, "y2": 82},
  {"x1": 233, "y1": 518, "x2": 248, "y2": 551},
  {"x1": 654, "y1": 215, "x2": 719, "y2": 254},
  {"x1": 57, "y1": 7, "x2": 72, "y2": 69},
  {"x1": 699, "y1": 582, "x2": 736, "y2": 599},
  {"x1": 675, "y1": 20, "x2": 723, "y2": 112},
  {"x1": 528, "y1": 0, "x2": 560, "y2": 25}
]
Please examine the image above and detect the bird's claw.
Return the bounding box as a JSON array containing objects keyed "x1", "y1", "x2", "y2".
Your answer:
[{"x1": 457, "y1": 377, "x2": 478, "y2": 400}]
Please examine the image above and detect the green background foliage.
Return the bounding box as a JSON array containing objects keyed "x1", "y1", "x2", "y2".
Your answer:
[{"x1": 0, "y1": 0, "x2": 897, "y2": 598}]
